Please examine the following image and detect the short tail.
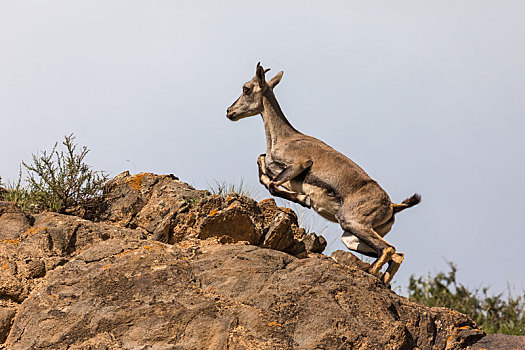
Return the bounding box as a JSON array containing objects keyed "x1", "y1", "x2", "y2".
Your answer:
[{"x1": 392, "y1": 193, "x2": 421, "y2": 214}]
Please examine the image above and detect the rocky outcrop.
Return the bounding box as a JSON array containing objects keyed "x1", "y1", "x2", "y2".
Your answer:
[
  {"x1": 6, "y1": 239, "x2": 484, "y2": 350},
  {"x1": 96, "y1": 172, "x2": 326, "y2": 257},
  {"x1": 0, "y1": 171, "x2": 512, "y2": 349}
]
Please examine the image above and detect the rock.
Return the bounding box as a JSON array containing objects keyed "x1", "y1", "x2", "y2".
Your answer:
[
  {"x1": 471, "y1": 333, "x2": 525, "y2": 349},
  {"x1": 99, "y1": 172, "x2": 208, "y2": 233},
  {"x1": 301, "y1": 232, "x2": 327, "y2": 254},
  {"x1": 0, "y1": 172, "x2": 503, "y2": 349},
  {"x1": 0, "y1": 206, "x2": 147, "y2": 343},
  {"x1": 0, "y1": 307, "x2": 16, "y2": 343},
  {"x1": 0, "y1": 202, "x2": 33, "y2": 241},
  {"x1": 261, "y1": 212, "x2": 294, "y2": 251},
  {"x1": 5, "y1": 239, "x2": 485, "y2": 349},
  {"x1": 198, "y1": 205, "x2": 261, "y2": 244},
  {"x1": 96, "y1": 173, "x2": 327, "y2": 256},
  {"x1": 331, "y1": 249, "x2": 371, "y2": 271}
]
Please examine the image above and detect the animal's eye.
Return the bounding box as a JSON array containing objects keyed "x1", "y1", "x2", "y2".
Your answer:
[{"x1": 243, "y1": 86, "x2": 251, "y2": 95}]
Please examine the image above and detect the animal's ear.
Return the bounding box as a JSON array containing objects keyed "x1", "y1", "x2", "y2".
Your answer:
[
  {"x1": 256, "y1": 62, "x2": 266, "y2": 87},
  {"x1": 268, "y1": 71, "x2": 283, "y2": 89}
]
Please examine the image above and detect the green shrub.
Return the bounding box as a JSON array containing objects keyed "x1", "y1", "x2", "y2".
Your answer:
[
  {"x1": 8, "y1": 134, "x2": 109, "y2": 213},
  {"x1": 408, "y1": 262, "x2": 525, "y2": 335}
]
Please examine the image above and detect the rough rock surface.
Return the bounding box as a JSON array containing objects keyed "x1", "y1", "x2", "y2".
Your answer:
[
  {"x1": 0, "y1": 172, "x2": 519, "y2": 349},
  {"x1": 97, "y1": 172, "x2": 325, "y2": 257},
  {"x1": 471, "y1": 334, "x2": 525, "y2": 349}
]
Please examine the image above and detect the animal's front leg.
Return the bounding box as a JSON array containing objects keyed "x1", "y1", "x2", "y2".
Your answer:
[
  {"x1": 257, "y1": 154, "x2": 271, "y2": 185},
  {"x1": 257, "y1": 154, "x2": 311, "y2": 208},
  {"x1": 270, "y1": 159, "x2": 313, "y2": 186}
]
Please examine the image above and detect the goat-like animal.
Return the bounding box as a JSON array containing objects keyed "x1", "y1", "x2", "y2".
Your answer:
[{"x1": 226, "y1": 63, "x2": 420, "y2": 284}]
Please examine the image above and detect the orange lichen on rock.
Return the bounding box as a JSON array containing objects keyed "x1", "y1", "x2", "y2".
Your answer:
[
  {"x1": 143, "y1": 245, "x2": 152, "y2": 251},
  {"x1": 267, "y1": 321, "x2": 282, "y2": 327},
  {"x1": 0, "y1": 239, "x2": 20, "y2": 245},
  {"x1": 153, "y1": 243, "x2": 166, "y2": 250},
  {"x1": 2, "y1": 263, "x2": 7, "y2": 270},
  {"x1": 102, "y1": 264, "x2": 111, "y2": 269},
  {"x1": 115, "y1": 249, "x2": 134, "y2": 257},
  {"x1": 126, "y1": 173, "x2": 151, "y2": 191},
  {"x1": 208, "y1": 210, "x2": 219, "y2": 217},
  {"x1": 26, "y1": 226, "x2": 47, "y2": 235}
]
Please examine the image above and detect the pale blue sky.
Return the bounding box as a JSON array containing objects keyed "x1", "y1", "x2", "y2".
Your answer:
[{"x1": 1, "y1": 1, "x2": 524, "y2": 294}]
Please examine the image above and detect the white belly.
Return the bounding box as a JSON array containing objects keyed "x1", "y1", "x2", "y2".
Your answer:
[{"x1": 286, "y1": 180, "x2": 341, "y2": 222}]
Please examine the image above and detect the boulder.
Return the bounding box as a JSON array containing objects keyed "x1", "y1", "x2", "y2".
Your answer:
[{"x1": 5, "y1": 239, "x2": 484, "y2": 349}]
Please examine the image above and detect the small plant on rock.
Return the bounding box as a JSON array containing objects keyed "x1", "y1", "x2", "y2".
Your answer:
[
  {"x1": 207, "y1": 179, "x2": 258, "y2": 198},
  {"x1": 21, "y1": 134, "x2": 108, "y2": 213},
  {"x1": 0, "y1": 167, "x2": 35, "y2": 212}
]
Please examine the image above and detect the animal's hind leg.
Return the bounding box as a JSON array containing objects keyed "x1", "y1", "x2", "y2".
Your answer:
[
  {"x1": 336, "y1": 211, "x2": 398, "y2": 282},
  {"x1": 383, "y1": 252, "x2": 404, "y2": 285},
  {"x1": 341, "y1": 231, "x2": 378, "y2": 258}
]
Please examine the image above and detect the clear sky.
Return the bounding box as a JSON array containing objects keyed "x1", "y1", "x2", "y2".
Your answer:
[{"x1": 1, "y1": 1, "x2": 524, "y2": 295}]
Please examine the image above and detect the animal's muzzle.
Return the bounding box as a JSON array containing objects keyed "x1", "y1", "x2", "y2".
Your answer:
[{"x1": 226, "y1": 108, "x2": 236, "y2": 120}]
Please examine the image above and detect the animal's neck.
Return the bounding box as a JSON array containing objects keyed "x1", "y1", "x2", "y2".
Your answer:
[{"x1": 260, "y1": 89, "x2": 299, "y2": 155}]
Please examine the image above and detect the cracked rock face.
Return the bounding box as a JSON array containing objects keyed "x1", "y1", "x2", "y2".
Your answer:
[
  {"x1": 0, "y1": 172, "x2": 502, "y2": 349},
  {"x1": 5, "y1": 240, "x2": 483, "y2": 349}
]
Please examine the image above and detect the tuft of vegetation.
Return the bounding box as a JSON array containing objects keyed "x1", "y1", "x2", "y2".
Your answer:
[
  {"x1": 207, "y1": 179, "x2": 258, "y2": 198},
  {"x1": 408, "y1": 262, "x2": 525, "y2": 335},
  {"x1": 0, "y1": 167, "x2": 35, "y2": 212},
  {"x1": 1, "y1": 134, "x2": 108, "y2": 213}
]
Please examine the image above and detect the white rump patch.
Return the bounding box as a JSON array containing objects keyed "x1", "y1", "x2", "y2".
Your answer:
[{"x1": 341, "y1": 231, "x2": 376, "y2": 255}]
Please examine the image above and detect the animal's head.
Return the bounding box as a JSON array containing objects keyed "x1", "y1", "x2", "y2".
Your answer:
[{"x1": 226, "y1": 62, "x2": 283, "y2": 121}]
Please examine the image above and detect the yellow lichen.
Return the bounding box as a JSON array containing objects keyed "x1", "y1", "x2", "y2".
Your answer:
[
  {"x1": 115, "y1": 249, "x2": 133, "y2": 257},
  {"x1": 144, "y1": 245, "x2": 152, "y2": 251},
  {"x1": 267, "y1": 321, "x2": 282, "y2": 327},
  {"x1": 208, "y1": 209, "x2": 219, "y2": 217},
  {"x1": 2, "y1": 263, "x2": 7, "y2": 270},
  {"x1": 0, "y1": 239, "x2": 19, "y2": 245},
  {"x1": 126, "y1": 173, "x2": 151, "y2": 191},
  {"x1": 26, "y1": 226, "x2": 47, "y2": 235}
]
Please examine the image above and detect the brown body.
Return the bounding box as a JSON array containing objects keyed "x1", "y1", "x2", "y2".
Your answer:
[{"x1": 227, "y1": 63, "x2": 420, "y2": 284}]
